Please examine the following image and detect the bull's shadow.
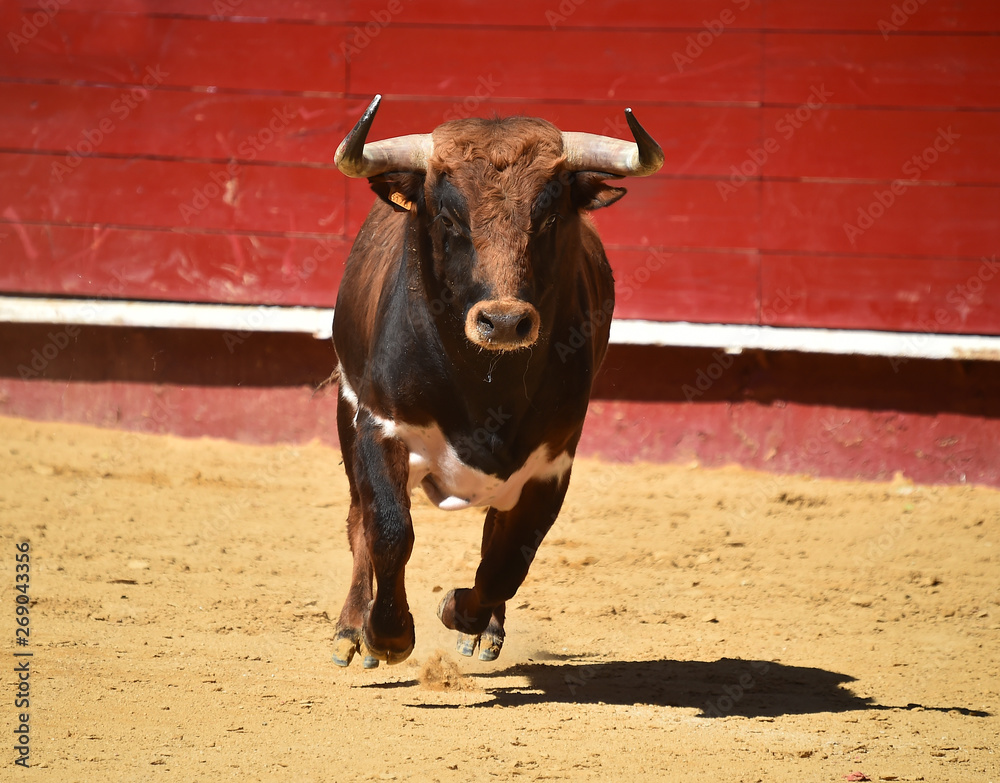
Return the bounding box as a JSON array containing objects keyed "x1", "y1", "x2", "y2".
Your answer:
[{"x1": 395, "y1": 657, "x2": 989, "y2": 718}]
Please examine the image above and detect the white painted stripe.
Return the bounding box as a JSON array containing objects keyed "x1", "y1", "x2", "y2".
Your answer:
[
  {"x1": 609, "y1": 320, "x2": 1000, "y2": 361},
  {"x1": 2, "y1": 296, "x2": 999, "y2": 361},
  {"x1": 0, "y1": 296, "x2": 336, "y2": 339}
]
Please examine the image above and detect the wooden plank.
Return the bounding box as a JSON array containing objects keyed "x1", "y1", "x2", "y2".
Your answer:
[
  {"x1": 351, "y1": 27, "x2": 762, "y2": 103},
  {"x1": 0, "y1": 83, "x2": 347, "y2": 164},
  {"x1": 763, "y1": 0, "x2": 1000, "y2": 32},
  {"x1": 13, "y1": 1, "x2": 349, "y2": 21},
  {"x1": 347, "y1": 176, "x2": 761, "y2": 251},
  {"x1": 14, "y1": 0, "x2": 999, "y2": 31},
  {"x1": 761, "y1": 254, "x2": 1000, "y2": 335},
  {"x1": 764, "y1": 33, "x2": 1000, "y2": 109},
  {"x1": 0, "y1": 85, "x2": 759, "y2": 175},
  {"x1": 761, "y1": 181, "x2": 1000, "y2": 258},
  {"x1": 0, "y1": 153, "x2": 346, "y2": 235},
  {"x1": 0, "y1": 224, "x2": 348, "y2": 307},
  {"x1": 0, "y1": 226, "x2": 761, "y2": 325},
  {"x1": 607, "y1": 249, "x2": 759, "y2": 324},
  {"x1": 347, "y1": 0, "x2": 764, "y2": 29},
  {"x1": 341, "y1": 97, "x2": 760, "y2": 177},
  {"x1": 759, "y1": 107, "x2": 1000, "y2": 184},
  {"x1": 594, "y1": 177, "x2": 761, "y2": 250},
  {"x1": 7, "y1": 0, "x2": 767, "y2": 27},
  {"x1": 0, "y1": 11, "x2": 346, "y2": 93}
]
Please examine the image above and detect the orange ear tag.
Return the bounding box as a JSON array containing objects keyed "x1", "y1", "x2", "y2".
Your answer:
[{"x1": 390, "y1": 191, "x2": 414, "y2": 211}]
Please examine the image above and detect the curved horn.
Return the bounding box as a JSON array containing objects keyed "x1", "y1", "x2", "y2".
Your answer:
[
  {"x1": 561, "y1": 107, "x2": 664, "y2": 177},
  {"x1": 335, "y1": 94, "x2": 434, "y2": 177}
]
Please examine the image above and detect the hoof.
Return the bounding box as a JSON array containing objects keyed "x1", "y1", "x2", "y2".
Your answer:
[
  {"x1": 362, "y1": 603, "x2": 415, "y2": 666},
  {"x1": 361, "y1": 634, "x2": 414, "y2": 665},
  {"x1": 478, "y1": 634, "x2": 503, "y2": 662},
  {"x1": 455, "y1": 632, "x2": 479, "y2": 657},
  {"x1": 454, "y1": 630, "x2": 503, "y2": 661},
  {"x1": 437, "y1": 589, "x2": 459, "y2": 626},
  {"x1": 437, "y1": 588, "x2": 490, "y2": 634},
  {"x1": 331, "y1": 626, "x2": 361, "y2": 668}
]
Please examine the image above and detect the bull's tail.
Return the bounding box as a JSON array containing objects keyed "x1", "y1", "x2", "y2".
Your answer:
[{"x1": 312, "y1": 366, "x2": 340, "y2": 399}]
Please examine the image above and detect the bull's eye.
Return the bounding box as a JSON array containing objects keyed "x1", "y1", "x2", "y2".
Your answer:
[
  {"x1": 540, "y1": 214, "x2": 560, "y2": 233},
  {"x1": 436, "y1": 210, "x2": 463, "y2": 235}
]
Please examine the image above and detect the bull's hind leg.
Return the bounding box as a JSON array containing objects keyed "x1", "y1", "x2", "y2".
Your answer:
[{"x1": 438, "y1": 474, "x2": 570, "y2": 661}]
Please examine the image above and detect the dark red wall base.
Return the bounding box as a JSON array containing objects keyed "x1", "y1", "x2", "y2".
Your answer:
[{"x1": 3, "y1": 324, "x2": 999, "y2": 487}]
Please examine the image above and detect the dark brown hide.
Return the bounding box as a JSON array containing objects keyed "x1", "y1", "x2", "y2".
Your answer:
[{"x1": 330, "y1": 104, "x2": 660, "y2": 667}]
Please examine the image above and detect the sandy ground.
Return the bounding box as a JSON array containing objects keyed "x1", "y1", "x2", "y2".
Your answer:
[{"x1": 0, "y1": 414, "x2": 997, "y2": 782}]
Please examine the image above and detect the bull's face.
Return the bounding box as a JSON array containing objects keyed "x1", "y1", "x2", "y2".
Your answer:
[
  {"x1": 416, "y1": 118, "x2": 635, "y2": 352},
  {"x1": 335, "y1": 97, "x2": 664, "y2": 353}
]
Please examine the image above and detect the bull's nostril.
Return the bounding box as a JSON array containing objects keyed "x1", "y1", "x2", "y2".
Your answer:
[
  {"x1": 477, "y1": 312, "x2": 495, "y2": 334},
  {"x1": 467, "y1": 300, "x2": 539, "y2": 348}
]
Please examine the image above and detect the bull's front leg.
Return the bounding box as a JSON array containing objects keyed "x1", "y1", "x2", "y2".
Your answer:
[
  {"x1": 437, "y1": 471, "x2": 571, "y2": 661},
  {"x1": 334, "y1": 407, "x2": 415, "y2": 667}
]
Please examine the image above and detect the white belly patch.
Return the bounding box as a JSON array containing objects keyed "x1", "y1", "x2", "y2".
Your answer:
[{"x1": 338, "y1": 368, "x2": 571, "y2": 512}]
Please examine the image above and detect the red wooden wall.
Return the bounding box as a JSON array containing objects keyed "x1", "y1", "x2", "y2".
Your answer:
[{"x1": 1, "y1": 1, "x2": 998, "y2": 335}]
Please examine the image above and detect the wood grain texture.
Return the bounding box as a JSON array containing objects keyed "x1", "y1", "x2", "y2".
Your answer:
[
  {"x1": 0, "y1": 11, "x2": 347, "y2": 92},
  {"x1": 0, "y1": 224, "x2": 347, "y2": 306},
  {"x1": 761, "y1": 181, "x2": 1000, "y2": 258},
  {"x1": 348, "y1": 27, "x2": 762, "y2": 103},
  {"x1": 764, "y1": 33, "x2": 1000, "y2": 109},
  {"x1": 761, "y1": 254, "x2": 1000, "y2": 334},
  {"x1": 2, "y1": 3, "x2": 998, "y2": 334},
  {"x1": 1, "y1": 153, "x2": 345, "y2": 234}
]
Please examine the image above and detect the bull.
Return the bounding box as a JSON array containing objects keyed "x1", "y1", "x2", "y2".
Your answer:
[{"x1": 330, "y1": 95, "x2": 663, "y2": 667}]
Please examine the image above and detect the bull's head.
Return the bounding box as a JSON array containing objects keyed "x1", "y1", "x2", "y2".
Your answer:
[{"x1": 335, "y1": 95, "x2": 664, "y2": 352}]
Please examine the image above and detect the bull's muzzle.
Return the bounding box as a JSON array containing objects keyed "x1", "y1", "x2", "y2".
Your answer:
[{"x1": 465, "y1": 298, "x2": 541, "y2": 351}]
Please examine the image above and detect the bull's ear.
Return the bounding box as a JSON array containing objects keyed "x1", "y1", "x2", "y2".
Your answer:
[
  {"x1": 572, "y1": 171, "x2": 627, "y2": 211},
  {"x1": 368, "y1": 172, "x2": 425, "y2": 213}
]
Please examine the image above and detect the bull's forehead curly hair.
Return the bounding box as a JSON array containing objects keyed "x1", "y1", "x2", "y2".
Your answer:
[{"x1": 429, "y1": 117, "x2": 567, "y2": 233}]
